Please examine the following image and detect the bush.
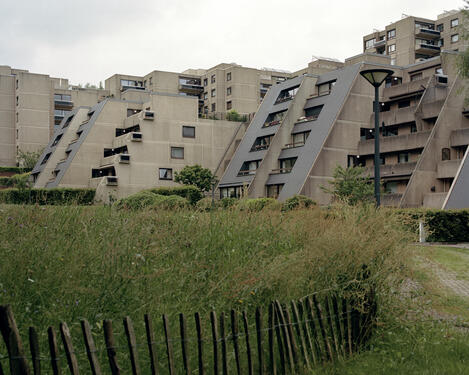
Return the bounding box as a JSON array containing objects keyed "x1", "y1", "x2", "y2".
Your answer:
[
  {"x1": 0, "y1": 166, "x2": 31, "y2": 174},
  {"x1": 151, "y1": 195, "x2": 189, "y2": 210},
  {"x1": 148, "y1": 186, "x2": 202, "y2": 205},
  {"x1": 0, "y1": 188, "x2": 95, "y2": 205},
  {"x1": 236, "y1": 198, "x2": 281, "y2": 212},
  {"x1": 114, "y1": 191, "x2": 161, "y2": 210},
  {"x1": 220, "y1": 197, "x2": 237, "y2": 209},
  {"x1": 174, "y1": 165, "x2": 215, "y2": 193},
  {"x1": 196, "y1": 197, "x2": 217, "y2": 211},
  {"x1": 282, "y1": 195, "x2": 317, "y2": 211}
]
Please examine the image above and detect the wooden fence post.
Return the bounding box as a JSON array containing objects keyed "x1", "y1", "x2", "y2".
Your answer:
[
  {"x1": 59, "y1": 322, "x2": 80, "y2": 375},
  {"x1": 242, "y1": 312, "x2": 253, "y2": 375},
  {"x1": 267, "y1": 303, "x2": 276, "y2": 375},
  {"x1": 123, "y1": 317, "x2": 140, "y2": 375},
  {"x1": 47, "y1": 327, "x2": 61, "y2": 375},
  {"x1": 219, "y1": 312, "x2": 228, "y2": 375},
  {"x1": 194, "y1": 312, "x2": 204, "y2": 375},
  {"x1": 28, "y1": 327, "x2": 40, "y2": 375},
  {"x1": 103, "y1": 320, "x2": 120, "y2": 375},
  {"x1": 230, "y1": 310, "x2": 241, "y2": 375},
  {"x1": 81, "y1": 320, "x2": 101, "y2": 375},
  {"x1": 274, "y1": 301, "x2": 294, "y2": 373},
  {"x1": 255, "y1": 307, "x2": 264, "y2": 375},
  {"x1": 0, "y1": 305, "x2": 31, "y2": 375},
  {"x1": 210, "y1": 312, "x2": 219, "y2": 375},
  {"x1": 144, "y1": 314, "x2": 159, "y2": 375},
  {"x1": 290, "y1": 301, "x2": 310, "y2": 369},
  {"x1": 179, "y1": 313, "x2": 190, "y2": 375},
  {"x1": 162, "y1": 315, "x2": 175, "y2": 375},
  {"x1": 311, "y1": 296, "x2": 334, "y2": 362}
]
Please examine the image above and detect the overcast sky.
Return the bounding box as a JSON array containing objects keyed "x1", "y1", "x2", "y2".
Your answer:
[{"x1": 0, "y1": 0, "x2": 465, "y2": 85}]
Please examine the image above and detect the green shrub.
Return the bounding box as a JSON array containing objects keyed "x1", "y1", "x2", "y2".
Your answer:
[
  {"x1": 0, "y1": 188, "x2": 95, "y2": 205},
  {"x1": 282, "y1": 195, "x2": 317, "y2": 211},
  {"x1": 236, "y1": 198, "x2": 281, "y2": 212},
  {"x1": 148, "y1": 185, "x2": 202, "y2": 205},
  {"x1": 196, "y1": 197, "x2": 217, "y2": 211},
  {"x1": 0, "y1": 166, "x2": 31, "y2": 174},
  {"x1": 220, "y1": 197, "x2": 237, "y2": 209},
  {"x1": 151, "y1": 194, "x2": 189, "y2": 210},
  {"x1": 114, "y1": 191, "x2": 161, "y2": 210}
]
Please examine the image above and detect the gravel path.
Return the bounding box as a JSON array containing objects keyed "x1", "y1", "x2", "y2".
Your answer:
[{"x1": 423, "y1": 258, "x2": 469, "y2": 298}]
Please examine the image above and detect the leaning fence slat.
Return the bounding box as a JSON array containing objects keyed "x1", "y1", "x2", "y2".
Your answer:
[
  {"x1": 179, "y1": 313, "x2": 191, "y2": 375},
  {"x1": 312, "y1": 296, "x2": 334, "y2": 362},
  {"x1": 325, "y1": 297, "x2": 340, "y2": 356},
  {"x1": 144, "y1": 314, "x2": 159, "y2": 375},
  {"x1": 80, "y1": 319, "x2": 101, "y2": 375},
  {"x1": 194, "y1": 313, "x2": 204, "y2": 375},
  {"x1": 267, "y1": 303, "x2": 276, "y2": 375},
  {"x1": 59, "y1": 322, "x2": 80, "y2": 375},
  {"x1": 282, "y1": 304, "x2": 299, "y2": 368},
  {"x1": 210, "y1": 311, "x2": 219, "y2": 375},
  {"x1": 29, "y1": 327, "x2": 40, "y2": 375},
  {"x1": 305, "y1": 297, "x2": 322, "y2": 363},
  {"x1": 123, "y1": 317, "x2": 140, "y2": 375},
  {"x1": 230, "y1": 310, "x2": 241, "y2": 375},
  {"x1": 299, "y1": 299, "x2": 317, "y2": 366},
  {"x1": 255, "y1": 307, "x2": 265, "y2": 375},
  {"x1": 291, "y1": 301, "x2": 310, "y2": 369},
  {"x1": 345, "y1": 301, "x2": 353, "y2": 356},
  {"x1": 0, "y1": 305, "x2": 31, "y2": 375},
  {"x1": 332, "y1": 297, "x2": 345, "y2": 357},
  {"x1": 273, "y1": 305, "x2": 285, "y2": 375},
  {"x1": 274, "y1": 301, "x2": 294, "y2": 373},
  {"x1": 242, "y1": 311, "x2": 253, "y2": 375},
  {"x1": 47, "y1": 327, "x2": 61, "y2": 375},
  {"x1": 219, "y1": 312, "x2": 228, "y2": 375},
  {"x1": 103, "y1": 320, "x2": 120, "y2": 375},
  {"x1": 162, "y1": 315, "x2": 175, "y2": 375},
  {"x1": 350, "y1": 304, "x2": 360, "y2": 352}
]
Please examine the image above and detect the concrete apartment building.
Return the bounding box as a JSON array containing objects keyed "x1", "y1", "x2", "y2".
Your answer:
[
  {"x1": 0, "y1": 65, "x2": 108, "y2": 167},
  {"x1": 217, "y1": 51, "x2": 469, "y2": 209},
  {"x1": 363, "y1": 10, "x2": 465, "y2": 66},
  {"x1": 31, "y1": 88, "x2": 244, "y2": 202}
]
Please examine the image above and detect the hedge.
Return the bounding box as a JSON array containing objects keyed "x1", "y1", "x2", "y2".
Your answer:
[
  {"x1": 396, "y1": 209, "x2": 469, "y2": 242},
  {"x1": 115, "y1": 192, "x2": 190, "y2": 210},
  {"x1": 236, "y1": 198, "x2": 281, "y2": 212},
  {"x1": 148, "y1": 185, "x2": 202, "y2": 205},
  {"x1": 0, "y1": 173, "x2": 31, "y2": 188},
  {"x1": 0, "y1": 166, "x2": 31, "y2": 174},
  {"x1": 282, "y1": 195, "x2": 317, "y2": 211},
  {"x1": 0, "y1": 188, "x2": 95, "y2": 205}
]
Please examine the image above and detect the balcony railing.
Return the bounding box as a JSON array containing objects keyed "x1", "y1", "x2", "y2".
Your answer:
[
  {"x1": 373, "y1": 39, "x2": 386, "y2": 47},
  {"x1": 308, "y1": 90, "x2": 331, "y2": 99},
  {"x1": 251, "y1": 144, "x2": 270, "y2": 152},
  {"x1": 105, "y1": 176, "x2": 118, "y2": 186},
  {"x1": 415, "y1": 27, "x2": 440, "y2": 39},
  {"x1": 237, "y1": 169, "x2": 257, "y2": 176},
  {"x1": 283, "y1": 141, "x2": 305, "y2": 149},
  {"x1": 262, "y1": 120, "x2": 281, "y2": 128},
  {"x1": 119, "y1": 154, "x2": 131, "y2": 164},
  {"x1": 270, "y1": 168, "x2": 293, "y2": 175},
  {"x1": 415, "y1": 42, "x2": 440, "y2": 55},
  {"x1": 295, "y1": 115, "x2": 318, "y2": 124},
  {"x1": 275, "y1": 96, "x2": 294, "y2": 104},
  {"x1": 54, "y1": 99, "x2": 73, "y2": 108},
  {"x1": 121, "y1": 85, "x2": 145, "y2": 92}
]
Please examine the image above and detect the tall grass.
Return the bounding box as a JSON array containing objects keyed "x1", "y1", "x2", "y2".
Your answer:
[{"x1": 0, "y1": 203, "x2": 411, "y2": 373}]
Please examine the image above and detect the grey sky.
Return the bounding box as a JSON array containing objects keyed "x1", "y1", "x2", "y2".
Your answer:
[{"x1": 0, "y1": 0, "x2": 464, "y2": 85}]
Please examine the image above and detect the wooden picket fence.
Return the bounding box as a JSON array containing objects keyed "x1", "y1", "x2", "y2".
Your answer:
[{"x1": 0, "y1": 292, "x2": 376, "y2": 375}]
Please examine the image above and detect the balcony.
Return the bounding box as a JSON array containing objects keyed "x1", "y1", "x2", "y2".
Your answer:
[
  {"x1": 275, "y1": 96, "x2": 294, "y2": 104},
  {"x1": 118, "y1": 154, "x2": 131, "y2": 164},
  {"x1": 358, "y1": 131, "x2": 431, "y2": 155},
  {"x1": 376, "y1": 105, "x2": 417, "y2": 126},
  {"x1": 373, "y1": 39, "x2": 386, "y2": 48},
  {"x1": 295, "y1": 115, "x2": 318, "y2": 124},
  {"x1": 237, "y1": 170, "x2": 257, "y2": 177},
  {"x1": 421, "y1": 100, "x2": 444, "y2": 119},
  {"x1": 251, "y1": 144, "x2": 270, "y2": 152},
  {"x1": 437, "y1": 159, "x2": 461, "y2": 179},
  {"x1": 450, "y1": 128, "x2": 469, "y2": 147},
  {"x1": 121, "y1": 85, "x2": 145, "y2": 92},
  {"x1": 415, "y1": 27, "x2": 440, "y2": 39},
  {"x1": 463, "y1": 108, "x2": 469, "y2": 118},
  {"x1": 415, "y1": 42, "x2": 440, "y2": 56},
  {"x1": 263, "y1": 120, "x2": 281, "y2": 128},
  {"x1": 308, "y1": 90, "x2": 331, "y2": 99},
  {"x1": 384, "y1": 78, "x2": 427, "y2": 100},
  {"x1": 365, "y1": 162, "x2": 417, "y2": 178},
  {"x1": 105, "y1": 176, "x2": 118, "y2": 186},
  {"x1": 178, "y1": 84, "x2": 203, "y2": 93},
  {"x1": 282, "y1": 141, "x2": 305, "y2": 150},
  {"x1": 131, "y1": 132, "x2": 143, "y2": 142},
  {"x1": 423, "y1": 192, "x2": 447, "y2": 208},
  {"x1": 54, "y1": 99, "x2": 73, "y2": 109},
  {"x1": 381, "y1": 193, "x2": 402, "y2": 207},
  {"x1": 270, "y1": 168, "x2": 292, "y2": 175},
  {"x1": 143, "y1": 111, "x2": 155, "y2": 120}
]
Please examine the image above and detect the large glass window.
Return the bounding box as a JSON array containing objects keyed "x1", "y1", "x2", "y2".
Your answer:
[
  {"x1": 238, "y1": 160, "x2": 261, "y2": 176},
  {"x1": 387, "y1": 29, "x2": 396, "y2": 39},
  {"x1": 278, "y1": 157, "x2": 297, "y2": 173},
  {"x1": 251, "y1": 135, "x2": 274, "y2": 151},
  {"x1": 266, "y1": 184, "x2": 284, "y2": 198},
  {"x1": 365, "y1": 38, "x2": 376, "y2": 49},
  {"x1": 451, "y1": 18, "x2": 459, "y2": 28},
  {"x1": 263, "y1": 110, "x2": 287, "y2": 127},
  {"x1": 159, "y1": 168, "x2": 173, "y2": 180},
  {"x1": 275, "y1": 86, "x2": 299, "y2": 103},
  {"x1": 398, "y1": 152, "x2": 409, "y2": 163},
  {"x1": 171, "y1": 147, "x2": 184, "y2": 159}
]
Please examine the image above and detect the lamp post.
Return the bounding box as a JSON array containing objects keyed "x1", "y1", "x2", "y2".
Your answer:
[{"x1": 359, "y1": 69, "x2": 393, "y2": 207}]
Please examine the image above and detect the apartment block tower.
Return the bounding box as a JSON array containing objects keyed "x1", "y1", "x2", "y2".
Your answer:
[
  {"x1": 363, "y1": 10, "x2": 465, "y2": 66},
  {"x1": 0, "y1": 65, "x2": 108, "y2": 167},
  {"x1": 32, "y1": 87, "x2": 245, "y2": 202},
  {"x1": 217, "y1": 51, "x2": 469, "y2": 209}
]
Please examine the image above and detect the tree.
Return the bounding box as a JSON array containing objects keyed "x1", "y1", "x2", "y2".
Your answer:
[
  {"x1": 226, "y1": 110, "x2": 247, "y2": 122},
  {"x1": 174, "y1": 165, "x2": 215, "y2": 192},
  {"x1": 321, "y1": 165, "x2": 374, "y2": 205},
  {"x1": 17, "y1": 149, "x2": 43, "y2": 170}
]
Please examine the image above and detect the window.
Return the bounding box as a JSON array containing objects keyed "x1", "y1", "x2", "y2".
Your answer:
[
  {"x1": 211, "y1": 89, "x2": 216, "y2": 97},
  {"x1": 398, "y1": 152, "x2": 409, "y2": 163},
  {"x1": 220, "y1": 186, "x2": 244, "y2": 199},
  {"x1": 365, "y1": 38, "x2": 375, "y2": 49},
  {"x1": 266, "y1": 184, "x2": 284, "y2": 198},
  {"x1": 52, "y1": 134, "x2": 63, "y2": 147},
  {"x1": 211, "y1": 103, "x2": 216, "y2": 112},
  {"x1": 226, "y1": 72, "x2": 231, "y2": 81},
  {"x1": 16, "y1": 96, "x2": 18, "y2": 106},
  {"x1": 127, "y1": 109, "x2": 141, "y2": 117},
  {"x1": 226, "y1": 101, "x2": 232, "y2": 110},
  {"x1": 304, "y1": 105, "x2": 324, "y2": 119},
  {"x1": 238, "y1": 160, "x2": 261, "y2": 176},
  {"x1": 451, "y1": 18, "x2": 459, "y2": 28},
  {"x1": 398, "y1": 99, "x2": 411, "y2": 108},
  {"x1": 264, "y1": 110, "x2": 287, "y2": 127},
  {"x1": 41, "y1": 153, "x2": 51, "y2": 165},
  {"x1": 211, "y1": 74, "x2": 216, "y2": 84},
  {"x1": 203, "y1": 92, "x2": 208, "y2": 100},
  {"x1": 379, "y1": 156, "x2": 385, "y2": 165},
  {"x1": 289, "y1": 131, "x2": 310, "y2": 147},
  {"x1": 387, "y1": 44, "x2": 396, "y2": 53},
  {"x1": 171, "y1": 147, "x2": 184, "y2": 159},
  {"x1": 385, "y1": 76, "x2": 402, "y2": 87},
  {"x1": 387, "y1": 29, "x2": 396, "y2": 39},
  {"x1": 317, "y1": 81, "x2": 335, "y2": 96},
  {"x1": 149, "y1": 77, "x2": 153, "y2": 85},
  {"x1": 227, "y1": 87, "x2": 231, "y2": 95},
  {"x1": 203, "y1": 78, "x2": 208, "y2": 86},
  {"x1": 159, "y1": 168, "x2": 173, "y2": 180},
  {"x1": 410, "y1": 123, "x2": 417, "y2": 133},
  {"x1": 16, "y1": 80, "x2": 18, "y2": 89},
  {"x1": 435, "y1": 67, "x2": 443, "y2": 74},
  {"x1": 279, "y1": 157, "x2": 297, "y2": 173},
  {"x1": 410, "y1": 72, "x2": 423, "y2": 81},
  {"x1": 390, "y1": 58, "x2": 396, "y2": 66},
  {"x1": 203, "y1": 106, "x2": 208, "y2": 114},
  {"x1": 385, "y1": 182, "x2": 398, "y2": 194},
  {"x1": 251, "y1": 135, "x2": 274, "y2": 151},
  {"x1": 182, "y1": 126, "x2": 195, "y2": 138},
  {"x1": 451, "y1": 34, "x2": 459, "y2": 43},
  {"x1": 437, "y1": 24, "x2": 444, "y2": 32},
  {"x1": 442, "y1": 148, "x2": 451, "y2": 161},
  {"x1": 382, "y1": 126, "x2": 398, "y2": 137}
]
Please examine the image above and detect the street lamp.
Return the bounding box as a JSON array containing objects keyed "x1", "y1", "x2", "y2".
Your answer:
[{"x1": 360, "y1": 68, "x2": 393, "y2": 207}]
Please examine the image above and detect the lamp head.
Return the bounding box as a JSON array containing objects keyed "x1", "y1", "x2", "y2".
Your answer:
[{"x1": 360, "y1": 69, "x2": 394, "y2": 87}]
